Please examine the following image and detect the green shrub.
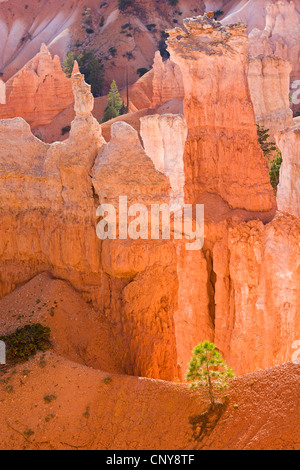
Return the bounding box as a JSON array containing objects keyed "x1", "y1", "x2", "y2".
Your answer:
[
  {"x1": 214, "y1": 10, "x2": 224, "y2": 19},
  {"x1": 257, "y1": 124, "x2": 282, "y2": 191},
  {"x1": 108, "y1": 46, "x2": 117, "y2": 57},
  {"x1": 168, "y1": 0, "x2": 179, "y2": 5},
  {"x1": 158, "y1": 30, "x2": 170, "y2": 60},
  {"x1": 62, "y1": 50, "x2": 104, "y2": 97},
  {"x1": 101, "y1": 80, "x2": 123, "y2": 123},
  {"x1": 61, "y1": 125, "x2": 71, "y2": 136},
  {"x1": 269, "y1": 152, "x2": 283, "y2": 193},
  {"x1": 137, "y1": 68, "x2": 149, "y2": 77},
  {"x1": 0, "y1": 324, "x2": 51, "y2": 363},
  {"x1": 118, "y1": 0, "x2": 133, "y2": 11},
  {"x1": 44, "y1": 394, "x2": 57, "y2": 404},
  {"x1": 147, "y1": 24, "x2": 156, "y2": 31},
  {"x1": 86, "y1": 28, "x2": 94, "y2": 34}
]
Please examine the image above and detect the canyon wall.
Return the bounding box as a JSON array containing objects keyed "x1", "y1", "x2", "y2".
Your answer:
[
  {"x1": 0, "y1": 44, "x2": 76, "y2": 128},
  {"x1": 276, "y1": 117, "x2": 300, "y2": 216},
  {"x1": 0, "y1": 15, "x2": 299, "y2": 380},
  {"x1": 248, "y1": 0, "x2": 300, "y2": 84},
  {"x1": 167, "y1": 15, "x2": 275, "y2": 211},
  {"x1": 248, "y1": 55, "x2": 293, "y2": 138}
]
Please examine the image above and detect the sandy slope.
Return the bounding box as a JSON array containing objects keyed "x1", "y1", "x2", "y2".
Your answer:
[
  {"x1": 0, "y1": 352, "x2": 299, "y2": 450},
  {"x1": 0, "y1": 273, "x2": 299, "y2": 450},
  {"x1": 0, "y1": 273, "x2": 123, "y2": 374},
  {"x1": 0, "y1": 0, "x2": 205, "y2": 89}
]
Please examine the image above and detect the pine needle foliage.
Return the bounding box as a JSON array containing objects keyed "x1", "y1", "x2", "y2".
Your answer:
[{"x1": 187, "y1": 341, "x2": 234, "y2": 407}]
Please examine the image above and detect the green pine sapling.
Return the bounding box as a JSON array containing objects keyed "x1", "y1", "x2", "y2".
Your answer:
[{"x1": 186, "y1": 341, "x2": 234, "y2": 408}]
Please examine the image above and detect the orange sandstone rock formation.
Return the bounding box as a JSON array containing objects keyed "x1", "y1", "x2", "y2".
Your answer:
[
  {"x1": 0, "y1": 44, "x2": 75, "y2": 128},
  {"x1": 213, "y1": 215, "x2": 300, "y2": 375},
  {"x1": 276, "y1": 117, "x2": 300, "y2": 216},
  {"x1": 140, "y1": 113, "x2": 188, "y2": 207},
  {"x1": 248, "y1": 0, "x2": 300, "y2": 85},
  {"x1": 151, "y1": 51, "x2": 184, "y2": 108},
  {"x1": 248, "y1": 55, "x2": 293, "y2": 138},
  {"x1": 0, "y1": 17, "x2": 299, "y2": 382},
  {"x1": 167, "y1": 15, "x2": 275, "y2": 211}
]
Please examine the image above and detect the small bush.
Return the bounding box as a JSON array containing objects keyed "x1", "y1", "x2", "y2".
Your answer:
[
  {"x1": 147, "y1": 24, "x2": 156, "y2": 31},
  {"x1": 118, "y1": 0, "x2": 133, "y2": 11},
  {"x1": 108, "y1": 47, "x2": 117, "y2": 57},
  {"x1": 61, "y1": 125, "x2": 71, "y2": 136},
  {"x1": 86, "y1": 28, "x2": 94, "y2": 34},
  {"x1": 0, "y1": 324, "x2": 51, "y2": 363},
  {"x1": 214, "y1": 10, "x2": 224, "y2": 19},
  {"x1": 269, "y1": 152, "x2": 283, "y2": 192},
  {"x1": 158, "y1": 30, "x2": 170, "y2": 60},
  {"x1": 137, "y1": 68, "x2": 149, "y2": 77},
  {"x1": 44, "y1": 394, "x2": 57, "y2": 404},
  {"x1": 168, "y1": 0, "x2": 178, "y2": 5}
]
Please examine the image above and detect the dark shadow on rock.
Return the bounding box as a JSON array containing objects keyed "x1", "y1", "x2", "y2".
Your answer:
[{"x1": 189, "y1": 400, "x2": 228, "y2": 449}]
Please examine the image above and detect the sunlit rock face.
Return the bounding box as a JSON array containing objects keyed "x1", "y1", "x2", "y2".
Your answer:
[
  {"x1": 151, "y1": 51, "x2": 184, "y2": 108},
  {"x1": 140, "y1": 114, "x2": 188, "y2": 208},
  {"x1": 248, "y1": 0, "x2": 300, "y2": 102},
  {"x1": 213, "y1": 216, "x2": 300, "y2": 375},
  {"x1": 248, "y1": 55, "x2": 293, "y2": 139},
  {"x1": 167, "y1": 15, "x2": 275, "y2": 211},
  {"x1": 0, "y1": 14, "x2": 299, "y2": 383},
  {"x1": 276, "y1": 117, "x2": 300, "y2": 217},
  {"x1": 0, "y1": 44, "x2": 75, "y2": 128}
]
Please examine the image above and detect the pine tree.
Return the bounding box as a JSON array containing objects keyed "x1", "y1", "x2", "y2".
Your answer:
[
  {"x1": 101, "y1": 80, "x2": 123, "y2": 123},
  {"x1": 256, "y1": 124, "x2": 277, "y2": 159},
  {"x1": 186, "y1": 341, "x2": 234, "y2": 408},
  {"x1": 256, "y1": 124, "x2": 283, "y2": 192},
  {"x1": 62, "y1": 50, "x2": 104, "y2": 97}
]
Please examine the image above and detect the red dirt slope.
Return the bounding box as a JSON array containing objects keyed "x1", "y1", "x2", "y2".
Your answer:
[{"x1": 0, "y1": 354, "x2": 299, "y2": 450}]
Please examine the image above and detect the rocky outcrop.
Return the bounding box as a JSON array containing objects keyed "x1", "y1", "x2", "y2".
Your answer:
[
  {"x1": 0, "y1": 44, "x2": 75, "y2": 128},
  {"x1": 0, "y1": 16, "x2": 299, "y2": 382},
  {"x1": 167, "y1": 15, "x2": 275, "y2": 211},
  {"x1": 140, "y1": 114, "x2": 188, "y2": 207},
  {"x1": 276, "y1": 117, "x2": 300, "y2": 216},
  {"x1": 248, "y1": 1, "x2": 300, "y2": 85},
  {"x1": 151, "y1": 51, "x2": 184, "y2": 108},
  {"x1": 248, "y1": 55, "x2": 293, "y2": 138},
  {"x1": 213, "y1": 215, "x2": 300, "y2": 375}
]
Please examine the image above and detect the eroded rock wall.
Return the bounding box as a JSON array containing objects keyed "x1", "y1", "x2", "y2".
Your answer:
[
  {"x1": 167, "y1": 15, "x2": 274, "y2": 211},
  {"x1": 248, "y1": 55, "x2": 293, "y2": 138},
  {"x1": 0, "y1": 44, "x2": 75, "y2": 128},
  {"x1": 140, "y1": 113, "x2": 188, "y2": 207},
  {"x1": 151, "y1": 51, "x2": 184, "y2": 108},
  {"x1": 276, "y1": 117, "x2": 300, "y2": 216}
]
